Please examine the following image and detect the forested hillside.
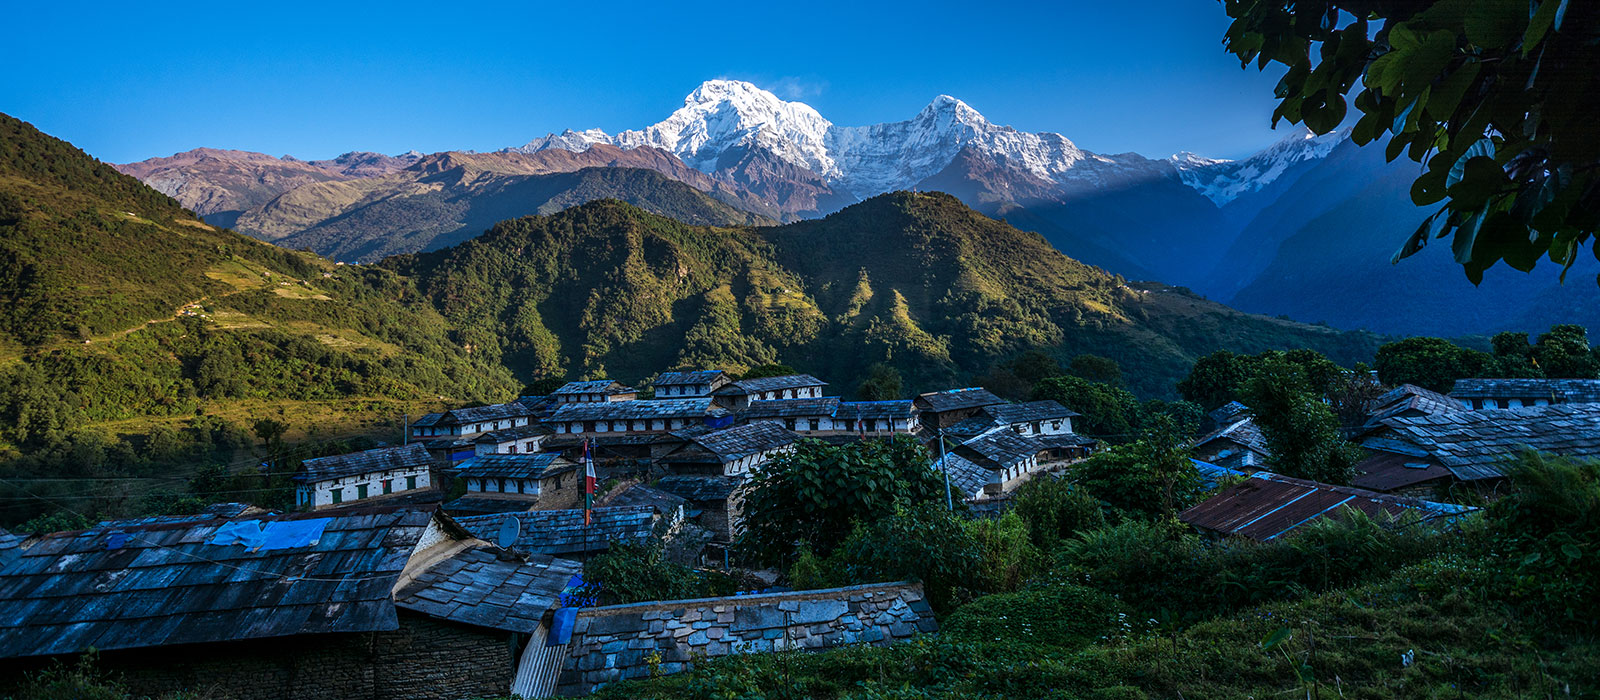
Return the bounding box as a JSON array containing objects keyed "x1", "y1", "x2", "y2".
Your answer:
[{"x1": 390, "y1": 192, "x2": 1383, "y2": 397}]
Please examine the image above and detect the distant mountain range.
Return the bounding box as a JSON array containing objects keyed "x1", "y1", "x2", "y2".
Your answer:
[{"x1": 114, "y1": 80, "x2": 1598, "y2": 336}]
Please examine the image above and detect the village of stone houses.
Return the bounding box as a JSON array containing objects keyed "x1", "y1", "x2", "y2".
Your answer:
[{"x1": 2, "y1": 354, "x2": 1597, "y2": 698}]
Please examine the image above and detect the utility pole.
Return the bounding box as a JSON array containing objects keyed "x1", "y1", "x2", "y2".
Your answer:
[
  {"x1": 402, "y1": 414, "x2": 409, "y2": 445},
  {"x1": 938, "y1": 427, "x2": 953, "y2": 510}
]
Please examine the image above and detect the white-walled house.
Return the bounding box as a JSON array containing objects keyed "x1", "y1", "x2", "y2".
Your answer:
[
  {"x1": 657, "y1": 421, "x2": 800, "y2": 476},
  {"x1": 410, "y1": 402, "x2": 537, "y2": 441},
  {"x1": 545, "y1": 398, "x2": 726, "y2": 435},
  {"x1": 474, "y1": 423, "x2": 555, "y2": 456},
  {"x1": 981, "y1": 401, "x2": 1079, "y2": 436},
  {"x1": 711, "y1": 374, "x2": 828, "y2": 410},
  {"x1": 293, "y1": 443, "x2": 436, "y2": 510},
  {"x1": 450, "y1": 453, "x2": 579, "y2": 508},
  {"x1": 550, "y1": 380, "x2": 638, "y2": 405},
  {"x1": 737, "y1": 399, "x2": 917, "y2": 436},
  {"x1": 653, "y1": 370, "x2": 732, "y2": 398},
  {"x1": 1448, "y1": 378, "x2": 1600, "y2": 410}
]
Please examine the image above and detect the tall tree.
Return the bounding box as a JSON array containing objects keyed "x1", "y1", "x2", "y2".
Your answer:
[{"x1": 1221, "y1": 0, "x2": 1600, "y2": 283}]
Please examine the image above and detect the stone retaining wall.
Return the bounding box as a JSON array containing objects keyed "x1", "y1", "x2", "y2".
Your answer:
[{"x1": 555, "y1": 581, "x2": 935, "y2": 695}]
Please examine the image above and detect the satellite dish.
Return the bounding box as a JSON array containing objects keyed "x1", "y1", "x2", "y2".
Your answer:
[{"x1": 496, "y1": 515, "x2": 521, "y2": 549}]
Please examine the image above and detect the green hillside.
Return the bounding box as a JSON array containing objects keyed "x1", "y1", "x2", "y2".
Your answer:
[
  {"x1": 0, "y1": 113, "x2": 518, "y2": 445},
  {"x1": 390, "y1": 192, "x2": 1383, "y2": 396}
]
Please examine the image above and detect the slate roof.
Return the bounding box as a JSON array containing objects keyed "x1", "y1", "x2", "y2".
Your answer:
[
  {"x1": 983, "y1": 400, "x2": 1079, "y2": 425},
  {"x1": 1192, "y1": 459, "x2": 1248, "y2": 490},
  {"x1": 716, "y1": 374, "x2": 828, "y2": 395},
  {"x1": 454, "y1": 507, "x2": 657, "y2": 556},
  {"x1": 1180, "y1": 471, "x2": 1475, "y2": 541},
  {"x1": 692, "y1": 422, "x2": 799, "y2": 461},
  {"x1": 394, "y1": 548, "x2": 579, "y2": 634},
  {"x1": 1450, "y1": 378, "x2": 1600, "y2": 404},
  {"x1": 1363, "y1": 384, "x2": 1464, "y2": 430},
  {"x1": 455, "y1": 453, "x2": 576, "y2": 480},
  {"x1": 0, "y1": 507, "x2": 432, "y2": 659},
  {"x1": 933, "y1": 453, "x2": 994, "y2": 500},
  {"x1": 1206, "y1": 401, "x2": 1250, "y2": 427},
  {"x1": 439, "y1": 497, "x2": 537, "y2": 516},
  {"x1": 96, "y1": 502, "x2": 265, "y2": 529},
  {"x1": 956, "y1": 429, "x2": 1043, "y2": 470},
  {"x1": 475, "y1": 423, "x2": 555, "y2": 444},
  {"x1": 1376, "y1": 403, "x2": 1600, "y2": 481},
  {"x1": 655, "y1": 370, "x2": 729, "y2": 387},
  {"x1": 546, "y1": 398, "x2": 721, "y2": 423},
  {"x1": 740, "y1": 397, "x2": 841, "y2": 419},
  {"x1": 604, "y1": 484, "x2": 690, "y2": 515},
  {"x1": 836, "y1": 400, "x2": 916, "y2": 420},
  {"x1": 0, "y1": 528, "x2": 21, "y2": 571},
  {"x1": 1194, "y1": 418, "x2": 1271, "y2": 458},
  {"x1": 942, "y1": 416, "x2": 1005, "y2": 439},
  {"x1": 412, "y1": 402, "x2": 534, "y2": 428},
  {"x1": 295, "y1": 443, "x2": 434, "y2": 483},
  {"x1": 915, "y1": 387, "x2": 1005, "y2": 413},
  {"x1": 654, "y1": 475, "x2": 744, "y2": 502},
  {"x1": 551, "y1": 380, "x2": 634, "y2": 396}
]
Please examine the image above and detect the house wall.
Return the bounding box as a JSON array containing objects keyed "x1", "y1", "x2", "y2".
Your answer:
[
  {"x1": 1013, "y1": 417, "x2": 1072, "y2": 437},
  {"x1": 413, "y1": 416, "x2": 531, "y2": 439},
  {"x1": 475, "y1": 436, "x2": 546, "y2": 456},
  {"x1": 0, "y1": 614, "x2": 515, "y2": 700},
  {"x1": 555, "y1": 417, "x2": 694, "y2": 434},
  {"x1": 555, "y1": 582, "x2": 935, "y2": 696},
  {"x1": 464, "y1": 471, "x2": 580, "y2": 510},
  {"x1": 298, "y1": 466, "x2": 433, "y2": 510}
]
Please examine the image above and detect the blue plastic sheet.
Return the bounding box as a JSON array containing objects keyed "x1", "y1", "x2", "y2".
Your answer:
[
  {"x1": 547, "y1": 607, "x2": 577, "y2": 646},
  {"x1": 207, "y1": 519, "x2": 330, "y2": 551}
]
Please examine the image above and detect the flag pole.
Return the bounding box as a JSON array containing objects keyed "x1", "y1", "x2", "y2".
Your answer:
[
  {"x1": 938, "y1": 427, "x2": 953, "y2": 510},
  {"x1": 583, "y1": 438, "x2": 594, "y2": 574}
]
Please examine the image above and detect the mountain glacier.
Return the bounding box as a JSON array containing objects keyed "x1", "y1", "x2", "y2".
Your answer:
[
  {"x1": 1168, "y1": 127, "x2": 1348, "y2": 206},
  {"x1": 510, "y1": 79, "x2": 1275, "y2": 201}
]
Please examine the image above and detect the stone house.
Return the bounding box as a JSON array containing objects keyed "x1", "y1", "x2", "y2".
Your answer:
[
  {"x1": 475, "y1": 423, "x2": 556, "y2": 456},
  {"x1": 551, "y1": 380, "x2": 639, "y2": 405},
  {"x1": 0, "y1": 506, "x2": 582, "y2": 700},
  {"x1": 1192, "y1": 415, "x2": 1272, "y2": 471},
  {"x1": 411, "y1": 402, "x2": 541, "y2": 465},
  {"x1": 981, "y1": 400, "x2": 1079, "y2": 436},
  {"x1": 913, "y1": 387, "x2": 1005, "y2": 430},
  {"x1": 293, "y1": 443, "x2": 437, "y2": 510},
  {"x1": 736, "y1": 399, "x2": 917, "y2": 437},
  {"x1": 835, "y1": 400, "x2": 919, "y2": 435},
  {"x1": 653, "y1": 370, "x2": 732, "y2": 398},
  {"x1": 654, "y1": 474, "x2": 746, "y2": 542},
  {"x1": 712, "y1": 374, "x2": 828, "y2": 410},
  {"x1": 656, "y1": 421, "x2": 800, "y2": 476},
  {"x1": 546, "y1": 398, "x2": 728, "y2": 436},
  {"x1": 1354, "y1": 403, "x2": 1600, "y2": 495},
  {"x1": 1448, "y1": 378, "x2": 1600, "y2": 410},
  {"x1": 739, "y1": 397, "x2": 842, "y2": 433},
  {"x1": 444, "y1": 453, "x2": 581, "y2": 514}
]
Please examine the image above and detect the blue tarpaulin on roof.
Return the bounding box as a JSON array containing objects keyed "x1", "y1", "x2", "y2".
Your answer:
[
  {"x1": 208, "y1": 519, "x2": 330, "y2": 550},
  {"x1": 547, "y1": 607, "x2": 578, "y2": 646}
]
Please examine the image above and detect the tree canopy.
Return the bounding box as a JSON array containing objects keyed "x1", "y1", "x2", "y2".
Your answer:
[{"x1": 1221, "y1": 0, "x2": 1600, "y2": 284}]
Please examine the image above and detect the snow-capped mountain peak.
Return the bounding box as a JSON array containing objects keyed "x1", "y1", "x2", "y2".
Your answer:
[{"x1": 1170, "y1": 127, "x2": 1348, "y2": 205}]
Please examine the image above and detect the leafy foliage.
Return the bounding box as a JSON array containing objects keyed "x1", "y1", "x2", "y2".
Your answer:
[
  {"x1": 1238, "y1": 355, "x2": 1363, "y2": 484},
  {"x1": 585, "y1": 541, "x2": 737, "y2": 605},
  {"x1": 738, "y1": 436, "x2": 944, "y2": 564},
  {"x1": 1221, "y1": 0, "x2": 1600, "y2": 284},
  {"x1": 1068, "y1": 437, "x2": 1203, "y2": 522}
]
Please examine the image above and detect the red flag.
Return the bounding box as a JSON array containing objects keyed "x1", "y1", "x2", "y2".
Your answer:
[{"x1": 583, "y1": 439, "x2": 595, "y2": 525}]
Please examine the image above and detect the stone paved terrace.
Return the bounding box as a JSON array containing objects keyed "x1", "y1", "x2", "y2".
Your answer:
[{"x1": 555, "y1": 581, "x2": 935, "y2": 695}]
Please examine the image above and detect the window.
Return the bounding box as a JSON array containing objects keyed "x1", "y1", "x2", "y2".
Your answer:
[
  {"x1": 357, "y1": 484, "x2": 369, "y2": 500},
  {"x1": 330, "y1": 488, "x2": 343, "y2": 504},
  {"x1": 407, "y1": 475, "x2": 418, "y2": 490}
]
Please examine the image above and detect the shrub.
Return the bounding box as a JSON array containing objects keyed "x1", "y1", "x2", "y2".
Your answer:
[
  {"x1": 1009, "y1": 476, "x2": 1106, "y2": 552},
  {"x1": 942, "y1": 584, "x2": 1129, "y2": 650}
]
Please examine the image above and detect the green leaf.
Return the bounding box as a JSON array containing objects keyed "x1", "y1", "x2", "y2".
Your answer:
[
  {"x1": 1454, "y1": 211, "x2": 1486, "y2": 264},
  {"x1": 1562, "y1": 544, "x2": 1582, "y2": 560},
  {"x1": 1447, "y1": 139, "x2": 1497, "y2": 187},
  {"x1": 1260, "y1": 627, "x2": 1293, "y2": 650},
  {"x1": 1522, "y1": 551, "x2": 1542, "y2": 565},
  {"x1": 1524, "y1": 0, "x2": 1562, "y2": 56},
  {"x1": 1465, "y1": 0, "x2": 1525, "y2": 48},
  {"x1": 1554, "y1": 0, "x2": 1570, "y2": 30}
]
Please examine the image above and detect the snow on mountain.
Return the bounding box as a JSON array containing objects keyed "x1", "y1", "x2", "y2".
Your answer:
[
  {"x1": 511, "y1": 79, "x2": 1340, "y2": 204},
  {"x1": 1169, "y1": 127, "x2": 1348, "y2": 206}
]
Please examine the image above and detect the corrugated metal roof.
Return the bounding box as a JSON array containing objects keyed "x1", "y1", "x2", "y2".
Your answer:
[
  {"x1": 0, "y1": 507, "x2": 433, "y2": 659},
  {"x1": 1351, "y1": 450, "x2": 1454, "y2": 492},
  {"x1": 983, "y1": 400, "x2": 1079, "y2": 425},
  {"x1": 394, "y1": 548, "x2": 578, "y2": 634},
  {"x1": 1179, "y1": 472, "x2": 1475, "y2": 541},
  {"x1": 455, "y1": 453, "x2": 576, "y2": 480},
  {"x1": 1378, "y1": 403, "x2": 1600, "y2": 481},
  {"x1": 295, "y1": 443, "x2": 434, "y2": 483},
  {"x1": 546, "y1": 398, "x2": 721, "y2": 423},
  {"x1": 454, "y1": 508, "x2": 657, "y2": 556},
  {"x1": 915, "y1": 388, "x2": 1005, "y2": 413}
]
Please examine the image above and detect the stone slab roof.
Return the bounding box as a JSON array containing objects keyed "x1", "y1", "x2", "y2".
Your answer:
[
  {"x1": 604, "y1": 484, "x2": 690, "y2": 514},
  {"x1": 0, "y1": 507, "x2": 432, "y2": 659},
  {"x1": 739, "y1": 397, "x2": 841, "y2": 419},
  {"x1": 394, "y1": 548, "x2": 578, "y2": 634},
  {"x1": 933, "y1": 452, "x2": 994, "y2": 500},
  {"x1": 1194, "y1": 417, "x2": 1271, "y2": 457},
  {"x1": 655, "y1": 370, "x2": 730, "y2": 387},
  {"x1": 552, "y1": 380, "x2": 634, "y2": 396},
  {"x1": 295, "y1": 443, "x2": 434, "y2": 483},
  {"x1": 440, "y1": 497, "x2": 537, "y2": 516},
  {"x1": 956, "y1": 429, "x2": 1043, "y2": 470},
  {"x1": 455, "y1": 453, "x2": 576, "y2": 480},
  {"x1": 475, "y1": 423, "x2": 555, "y2": 444},
  {"x1": 1449, "y1": 378, "x2": 1600, "y2": 403},
  {"x1": 1362, "y1": 384, "x2": 1465, "y2": 430},
  {"x1": 982, "y1": 400, "x2": 1079, "y2": 425},
  {"x1": 717, "y1": 374, "x2": 828, "y2": 395},
  {"x1": 454, "y1": 507, "x2": 657, "y2": 556},
  {"x1": 546, "y1": 398, "x2": 721, "y2": 423},
  {"x1": 654, "y1": 475, "x2": 744, "y2": 502},
  {"x1": 915, "y1": 387, "x2": 1005, "y2": 413},
  {"x1": 1377, "y1": 403, "x2": 1600, "y2": 481},
  {"x1": 836, "y1": 400, "x2": 916, "y2": 420},
  {"x1": 692, "y1": 422, "x2": 799, "y2": 460},
  {"x1": 412, "y1": 401, "x2": 535, "y2": 428}
]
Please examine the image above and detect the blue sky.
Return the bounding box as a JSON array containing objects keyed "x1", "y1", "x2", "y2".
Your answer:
[{"x1": 0, "y1": 0, "x2": 1292, "y2": 164}]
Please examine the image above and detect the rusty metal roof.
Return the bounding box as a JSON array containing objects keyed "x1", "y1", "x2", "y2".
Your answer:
[
  {"x1": 1351, "y1": 449, "x2": 1454, "y2": 492},
  {"x1": 0, "y1": 506, "x2": 433, "y2": 659},
  {"x1": 1179, "y1": 472, "x2": 1475, "y2": 541}
]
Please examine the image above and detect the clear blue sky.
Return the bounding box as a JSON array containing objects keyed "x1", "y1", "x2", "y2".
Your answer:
[{"x1": 0, "y1": 0, "x2": 1293, "y2": 164}]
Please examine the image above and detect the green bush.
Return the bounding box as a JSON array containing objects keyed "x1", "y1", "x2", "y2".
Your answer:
[
  {"x1": 942, "y1": 584, "x2": 1129, "y2": 650},
  {"x1": 1009, "y1": 475, "x2": 1106, "y2": 552}
]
